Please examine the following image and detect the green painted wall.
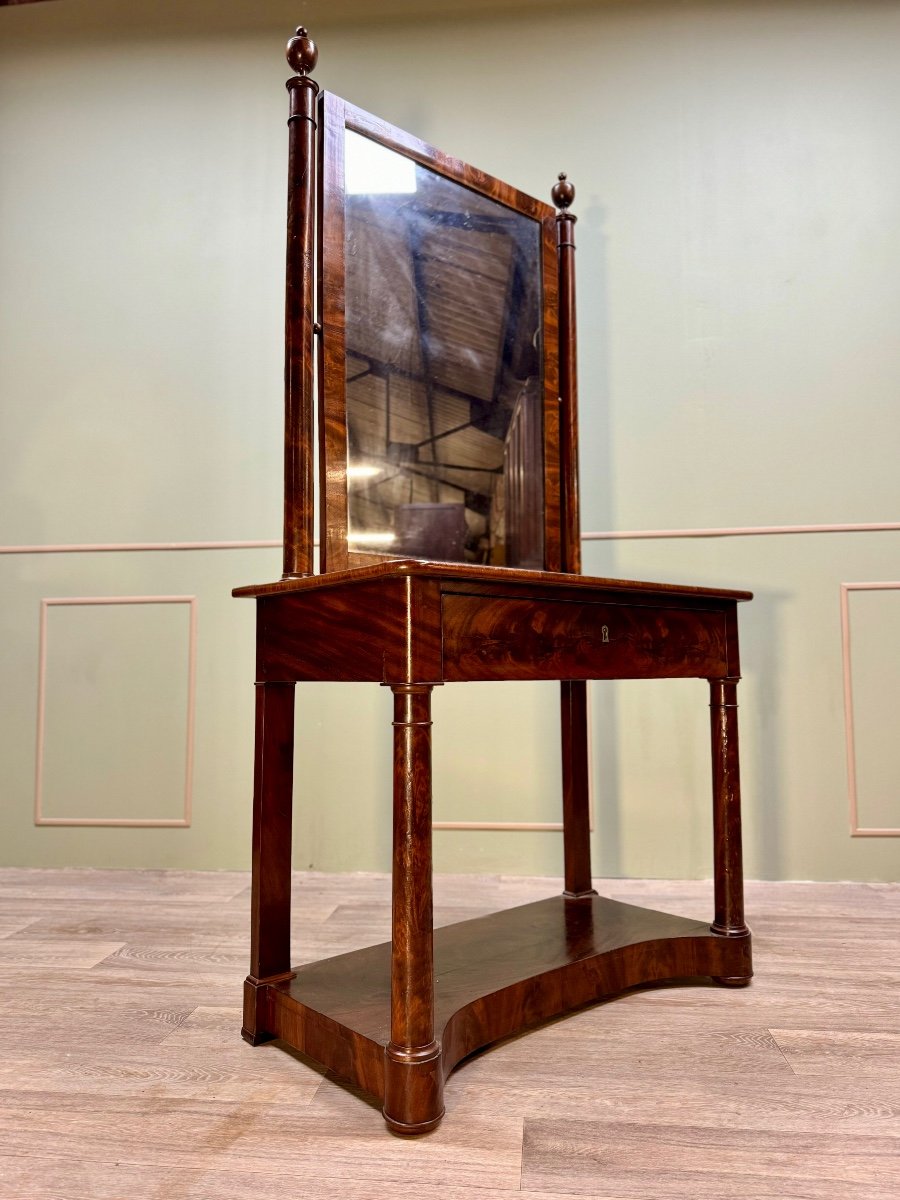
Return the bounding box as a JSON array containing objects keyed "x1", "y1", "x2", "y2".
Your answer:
[{"x1": 1, "y1": 0, "x2": 898, "y2": 880}]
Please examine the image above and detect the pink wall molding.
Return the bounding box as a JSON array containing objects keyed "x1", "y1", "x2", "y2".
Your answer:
[
  {"x1": 2, "y1": 521, "x2": 900, "y2": 557},
  {"x1": 840, "y1": 582, "x2": 900, "y2": 838},
  {"x1": 433, "y1": 688, "x2": 595, "y2": 835},
  {"x1": 582, "y1": 522, "x2": 900, "y2": 541},
  {"x1": 34, "y1": 595, "x2": 198, "y2": 828},
  {"x1": 1, "y1": 540, "x2": 281, "y2": 555},
  {"x1": 11, "y1": 533, "x2": 900, "y2": 838}
]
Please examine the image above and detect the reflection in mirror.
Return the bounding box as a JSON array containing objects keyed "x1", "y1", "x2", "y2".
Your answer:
[{"x1": 344, "y1": 129, "x2": 545, "y2": 567}]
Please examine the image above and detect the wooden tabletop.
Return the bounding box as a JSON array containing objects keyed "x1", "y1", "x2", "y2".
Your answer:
[{"x1": 234, "y1": 557, "x2": 753, "y2": 602}]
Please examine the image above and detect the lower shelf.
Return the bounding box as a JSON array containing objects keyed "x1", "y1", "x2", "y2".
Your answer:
[{"x1": 249, "y1": 893, "x2": 752, "y2": 1127}]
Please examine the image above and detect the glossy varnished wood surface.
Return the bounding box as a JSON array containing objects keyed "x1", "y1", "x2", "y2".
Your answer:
[
  {"x1": 440, "y1": 591, "x2": 729, "y2": 681},
  {"x1": 237, "y1": 22, "x2": 756, "y2": 1139},
  {"x1": 262, "y1": 895, "x2": 750, "y2": 1091},
  {"x1": 553, "y1": 172, "x2": 580, "y2": 576},
  {"x1": 239, "y1": 560, "x2": 747, "y2": 686},
  {"x1": 240, "y1": 545, "x2": 749, "y2": 1129},
  {"x1": 2, "y1": 869, "x2": 899, "y2": 1199},
  {"x1": 281, "y1": 28, "x2": 319, "y2": 579},
  {"x1": 254, "y1": 575, "x2": 444, "y2": 684},
  {"x1": 234, "y1": 556, "x2": 753, "y2": 602}
]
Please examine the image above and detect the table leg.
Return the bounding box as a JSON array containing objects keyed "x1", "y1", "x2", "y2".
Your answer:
[
  {"x1": 242, "y1": 681, "x2": 296, "y2": 1045},
  {"x1": 561, "y1": 679, "x2": 596, "y2": 898},
  {"x1": 383, "y1": 683, "x2": 444, "y2": 1134},
  {"x1": 709, "y1": 677, "x2": 751, "y2": 981}
]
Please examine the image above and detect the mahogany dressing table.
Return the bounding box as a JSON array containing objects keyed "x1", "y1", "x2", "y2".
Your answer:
[{"x1": 235, "y1": 27, "x2": 752, "y2": 1134}]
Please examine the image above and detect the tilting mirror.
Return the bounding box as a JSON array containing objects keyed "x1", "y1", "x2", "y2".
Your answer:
[{"x1": 320, "y1": 100, "x2": 560, "y2": 572}]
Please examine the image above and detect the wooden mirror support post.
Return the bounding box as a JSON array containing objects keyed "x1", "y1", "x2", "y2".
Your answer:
[
  {"x1": 283, "y1": 25, "x2": 318, "y2": 581},
  {"x1": 554, "y1": 170, "x2": 593, "y2": 903},
  {"x1": 235, "y1": 28, "x2": 753, "y2": 1135}
]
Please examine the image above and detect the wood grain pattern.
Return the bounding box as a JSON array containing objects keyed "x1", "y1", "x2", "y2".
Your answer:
[
  {"x1": 553, "y1": 175, "x2": 580, "y2": 576},
  {"x1": 560, "y1": 678, "x2": 593, "y2": 897},
  {"x1": 234, "y1": 554, "x2": 753, "y2": 602},
  {"x1": 317, "y1": 89, "x2": 351, "y2": 573},
  {"x1": 541, "y1": 208, "x2": 562, "y2": 574},
  {"x1": 256, "y1": 894, "x2": 750, "y2": 1128},
  {"x1": 282, "y1": 32, "x2": 319, "y2": 578},
  {"x1": 1, "y1": 870, "x2": 898, "y2": 1199},
  {"x1": 710, "y1": 676, "x2": 748, "y2": 940},
  {"x1": 521, "y1": 1117, "x2": 900, "y2": 1198},
  {"x1": 256, "y1": 575, "x2": 443, "y2": 684},
  {"x1": 243, "y1": 681, "x2": 296, "y2": 1045},
  {"x1": 237, "y1": 559, "x2": 749, "y2": 1129},
  {"x1": 233, "y1": 27, "x2": 757, "y2": 1138},
  {"x1": 769, "y1": 1029, "x2": 900, "y2": 1077},
  {"x1": 247, "y1": 567, "x2": 742, "y2": 685},
  {"x1": 441, "y1": 592, "x2": 728, "y2": 681},
  {"x1": 0, "y1": 939, "x2": 125, "y2": 968},
  {"x1": 384, "y1": 683, "x2": 443, "y2": 1132}
]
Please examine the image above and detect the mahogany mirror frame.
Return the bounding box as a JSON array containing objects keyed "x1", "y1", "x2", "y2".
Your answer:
[{"x1": 316, "y1": 92, "x2": 563, "y2": 574}]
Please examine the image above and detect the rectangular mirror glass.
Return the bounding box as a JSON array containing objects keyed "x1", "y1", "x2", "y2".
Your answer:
[{"x1": 343, "y1": 128, "x2": 546, "y2": 568}]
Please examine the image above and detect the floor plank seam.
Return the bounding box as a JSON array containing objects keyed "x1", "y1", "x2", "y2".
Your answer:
[
  {"x1": 516, "y1": 1115, "x2": 526, "y2": 1192},
  {"x1": 766, "y1": 1027, "x2": 800, "y2": 1076}
]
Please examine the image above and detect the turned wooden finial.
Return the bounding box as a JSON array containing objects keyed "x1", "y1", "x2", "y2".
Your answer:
[
  {"x1": 286, "y1": 25, "x2": 318, "y2": 76},
  {"x1": 552, "y1": 171, "x2": 575, "y2": 211}
]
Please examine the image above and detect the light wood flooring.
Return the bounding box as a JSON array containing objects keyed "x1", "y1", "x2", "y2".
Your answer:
[{"x1": 1, "y1": 869, "x2": 899, "y2": 1199}]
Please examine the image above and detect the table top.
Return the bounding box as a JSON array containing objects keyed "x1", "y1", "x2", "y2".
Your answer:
[{"x1": 234, "y1": 557, "x2": 753, "y2": 603}]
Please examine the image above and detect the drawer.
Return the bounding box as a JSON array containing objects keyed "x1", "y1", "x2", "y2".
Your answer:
[{"x1": 441, "y1": 592, "x2": 728, "y2": 681}]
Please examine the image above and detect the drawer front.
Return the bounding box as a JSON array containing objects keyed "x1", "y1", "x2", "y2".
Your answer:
[{"x1": 441, "y1": 593, "x2": 727, "y2": 681}]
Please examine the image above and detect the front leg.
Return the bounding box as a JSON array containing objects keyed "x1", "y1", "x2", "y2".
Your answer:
[
  {"x1": 242, "y1": 680, "x2": 296, "y2": 1045},
  {"x1": 383, "y1": 684, "x2": 444, "y2": 1134},
  {"x1": 709, "y1": 676, "x2": 751, "y2": 985}
]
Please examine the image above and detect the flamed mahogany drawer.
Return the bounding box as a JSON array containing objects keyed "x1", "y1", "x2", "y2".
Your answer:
[{"x1": 441, "y1": 592, "x2": 728, "y2": 682}]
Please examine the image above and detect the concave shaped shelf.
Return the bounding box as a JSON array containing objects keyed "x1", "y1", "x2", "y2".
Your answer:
[{"x1": 259, "y1": 894, "x2": 752, "y2": 1104}]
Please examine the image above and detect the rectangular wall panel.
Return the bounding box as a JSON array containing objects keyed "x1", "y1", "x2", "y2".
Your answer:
[
  {"x1": 843, "y1": 585, "x2": 900, "y2": 836},
  {"x1": 36, "y1": 597, "x2": 196, "y2": 826}
]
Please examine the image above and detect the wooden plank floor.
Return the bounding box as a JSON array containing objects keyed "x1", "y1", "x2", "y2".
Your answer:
[{"x1": 1, "y1": 870, "x2": 898, "y2": 1199}]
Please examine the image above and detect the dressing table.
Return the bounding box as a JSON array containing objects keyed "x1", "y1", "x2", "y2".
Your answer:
[{"x1": 235, "y1": 27, "x2": 752, "y2": 1134}]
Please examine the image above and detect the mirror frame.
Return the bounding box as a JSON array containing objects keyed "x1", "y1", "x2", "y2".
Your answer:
[{"x1": 317, "y1": 92, "x2": 561, "y2": 574}]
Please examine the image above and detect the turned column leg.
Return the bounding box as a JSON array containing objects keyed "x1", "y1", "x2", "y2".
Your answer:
[
  {"x1": 709, "y1": 677, "x2": 751, "y2": 983},
  {"x1": 560, "y1": 680, "x2": 596, "y2": 898},
  {"x1": 383, "y1": 684, "x2": 444, "y2": 1134},
  {"x1": 242, "y1": 681, "x2": 296, "y2": 1045}
]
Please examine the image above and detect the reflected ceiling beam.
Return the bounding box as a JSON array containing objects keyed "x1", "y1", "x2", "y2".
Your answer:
[
  {"x1": 346, "y1": 350, "x2": 487, "y2": 411},
  {"x1": 351, "y1": 455, "x2": 500, "y2": 503},
  {"x1": 411, "y1": 461, "x2": 502, "y2": 474},
  {"x1": 490, "y1": 245, "x2": 523, "y2": 409},
  {"x1": 405, "y1": 215, "x2": 441, "y2": 500},
  {"x1": 415, "y1": 416, "x2": 486, "y2": 451}
]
